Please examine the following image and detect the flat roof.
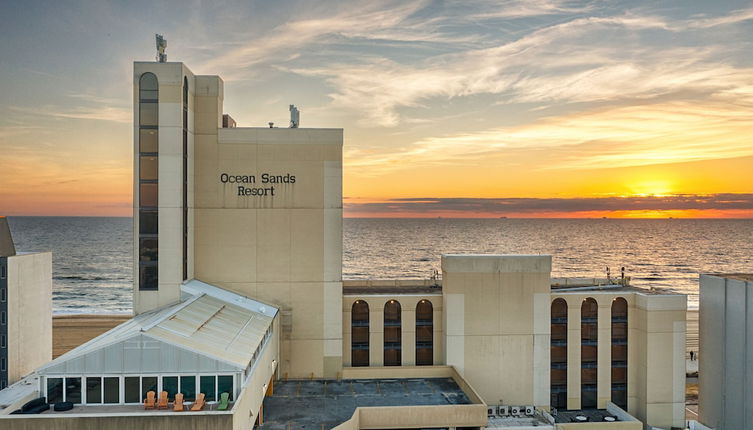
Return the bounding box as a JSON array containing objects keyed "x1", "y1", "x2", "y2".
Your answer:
[
  {"x1": 260, "y1": 378, "x2": 470, "y2": 429},
  {"x1": 554, "y1": 409, "x2": 623, "y2": 423},
  {"x1": 705, "y1": 273, "x2": 753, "y2": 282}
]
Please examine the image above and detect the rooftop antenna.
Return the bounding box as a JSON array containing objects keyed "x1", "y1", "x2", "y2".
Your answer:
[
  {"x1": 289, "y1": 104, "x2": 300, "y2": 128},
  {"x1": 155, "y1": 34, "x2": 167, "y2": 63}
]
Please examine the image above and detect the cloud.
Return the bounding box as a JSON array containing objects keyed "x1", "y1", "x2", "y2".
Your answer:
[
  {"x1": 8, "y1": 102, "x2": 131, "y2": 124},
  {"x1": 345, "y1": 194, "x2": 753, "y2": 215},
  {"x1": 284, "y1": 10, "x2": 752, "y2": 126},
  {"x1": 344, "y1": 100, "x2": 753, "y2": 173}
]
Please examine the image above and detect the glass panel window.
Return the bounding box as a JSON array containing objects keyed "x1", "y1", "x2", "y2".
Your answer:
[
  {"x1": 139, "y1": 103, "x2": 158, "y2": 126},
  {"x1": 139, "y1": 211, "x2": 158, "y2": 235},
  {"x1": 1, "y1": 287, "x2": 5, "y2": 302},
  {"x1": 139, "y1": 264, "x2": 158, "y2": 291},
  {"x1": 140, "y1": 129, "x2": 158, "y2": 153},
  {"x1": 180, "y1": 376, "x2": 196, "y2": 401},
  {"x1": 162, "y1": 376, "x2": 178, "y2": 400},
  {"x1": 200, "y1": 375, "x2": 216, "y2": 402},
  {"x1": 104, "y1": 377, "x2": 119, "y2": 403},
  {"x1": 124, "y1": 377, "x2": 140, "y2": 403},
  {"x1": 139, "y1": 238, "x2": 158, "y2": 262},
  {"x1": 86, "y1": 377, "x2": 102, "y2": 404},
  {"x1": 142, "y1": 376, "x2": 158, "y2": 402},
  {"x1": 217, "y1": 375, "x2": 233, "y2": 401},
  {"x1": 139, "y1": 156, "x2": 158, "y2": 181},
  {"x1": 140, "y1": 183, "x2": 158, "y2": 207},
  {"x1": 47, "y1": 378, "x2": 64, "y2": 404},
  {"x1": 65, "y1": 377, "x2": 82, "y2": 404}
]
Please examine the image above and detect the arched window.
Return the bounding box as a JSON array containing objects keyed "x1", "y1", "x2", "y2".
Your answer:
[
  {"x1": 611, "y1": 297, "x2": 628, "y2": 408},
  {"x1": 138, "y1": 72, "x2": 158, "y2": 291},
  {"x1": 551, "y1": 298, "x2": 568, "y2": 409},
  {"x1": 181, "y1": 76, "x2": 189, "y2": 281},
  {"x1": 581, "y1": 298, "x2": 598, "y2": 408},
  {"x1": 384, "y1": 300, "x2": 401, "y2": 366},
  {"x1": 351, "y1": 301, "x2": 369, "y2": 367},
  {"x1": 415, "y1": 300, "x2": 433, "y2": 366}
]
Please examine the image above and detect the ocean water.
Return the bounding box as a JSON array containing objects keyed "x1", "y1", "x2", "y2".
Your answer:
[{"x1": 7, "y1": 217, "x2": 753, "y2": 313}]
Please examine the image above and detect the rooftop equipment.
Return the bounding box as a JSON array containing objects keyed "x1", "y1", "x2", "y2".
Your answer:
[
  {"x1": 289, "y1": 104, "x2": 299, "y2": 128},
  {"x1": 155, "y1": 34, "x2": 167, "y2": 62}
]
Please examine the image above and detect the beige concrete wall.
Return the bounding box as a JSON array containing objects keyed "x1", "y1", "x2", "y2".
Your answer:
[
  {"x1": 442, "y1": 254, "x2": 552, "y2": 407},
  {"x1": 0, "y1": 414, "x2": 232, "y2": 430},
  {"x1": 698, "y1": 274, "x2": 753, "y2": 430},
  {"x1": 551, "y1": 290, "x2": 686, "y2": 429},
  {"x1": 231, "y1": 316, "x2": 279, "y2": 430},
  {"x1": 555, "y1": 421, "x2": 641, "y2": 430},
  {"x1": 7, "y1": 252, "x2": 52, "y2": 384},
  {"x1": 192, "y1": 126, "x2": 343, "y2": 379},
  {"x1": 133, "y1": 62, "x2": 199, "y2": 313},
  {"x1": 342, "y1": 294, "x2": 443, "y2": 367}
]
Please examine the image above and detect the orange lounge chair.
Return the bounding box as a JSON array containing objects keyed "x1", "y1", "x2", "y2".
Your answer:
[
  {"x1": 190, "y1": 392, "x2": 205, "y2": 411},
  {"x1": 144, "y1": 391, "x2": 156, "y2": 409},
  {"x1": 157, "y1": 391, "x2": 169, "y2": 410},
  {"x1": 173, "y1": 393, "x2": 184, "y2": 412}
]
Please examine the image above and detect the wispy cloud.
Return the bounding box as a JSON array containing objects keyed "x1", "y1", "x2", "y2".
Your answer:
[
  {"x1": 345, "y1": 194, "x2": 753, "y2": 216},
  {"x1": 285, "y1": 12, "x2": 751, "y2": 126},
  {"x1": 8, "y1": 103, "x2": 131, "y2": 124},
  {"x1": 345, "y1": 100, "x2": 753, "y2": 173}
]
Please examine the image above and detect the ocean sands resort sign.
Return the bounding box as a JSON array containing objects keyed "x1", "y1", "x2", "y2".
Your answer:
[{"x1": 220, "y1": 172, "x2": 296, "y2": 196}]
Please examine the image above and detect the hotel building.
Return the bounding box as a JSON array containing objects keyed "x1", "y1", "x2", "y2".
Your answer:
[
  {"x1": 0, "y1": 217, "x2": 52, "y2": 389},
  {"x1": 0, "y1": 60, "x2": 687, "y2": 430},
  {"x1": 696, "y1": 273, "x2": 753, "y2": 430}
]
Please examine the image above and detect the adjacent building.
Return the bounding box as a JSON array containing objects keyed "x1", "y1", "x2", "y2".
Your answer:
[
  {"x1": 0, "y1": 60, "x2": 687, "y2": 430},
  {"x1": 697, "y1": 273, "x2": 753, "y2": 430},
  {"x1": 0, "y1": 217, "x2": 52, "y2": 389}
]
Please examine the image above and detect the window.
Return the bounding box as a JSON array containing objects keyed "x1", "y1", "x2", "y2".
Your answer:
[
  {"x1": 383, "y1": 300, "x2": 401, "y2": 366},
  {"x1": 611, "y1": 297, "x2": 628, "y2": 408},
  {"x1": 0, "y1": 264, "x2": 5, "y2": 279},
  {"x1": 162, "y1": 376, "x2": 178, "y2": 400},
  {"x1": 180, "y1": 375, "x2": 196, "y2": 401},
  {"x1": 139, "y1": 265, "x2": 158, "y2": 291},
  {"x1": 0, "y1": 288, "x2": 5, "y2": 302},
  {"x1": 66, "y1": 377, "x2": 82, "y2": 404},
  {"x1": 47, "y1": 378, "x2": 64, "y2": 403},
  {"x1": 142, "y1": 376, "x2": 158, "y2": 402},
  {"x1": 551, "y1": 298, "x2": 568, "y2": 409},
  {"x1": 139, "y1": 129, "x2": 158, "y2": 152},
  {"x1": 1, "y1": 335, "x2": 5, "y2": 348},
  {"x1": 139, "y1": 184, "x2": 158, "y2": 207},
  {"x1": 218, "y1": 375, "x2": 233, "y2": 401},
  {"x1": 200, "y1": 375, "x2": 217, "y2": 402},
  {"x1": 0, "y1": 358, "x2": 5, "y2": 371},
  {"x1": 138, "y1": 72, "x2": 159, "y2": 291},
  {"x1": 124, "y1": 376, "x2": 140, "y2": 403},
  {"x1": 351, "y1": 300, "x2": 369, "y2": 367},
  {"x1": 415, "y1": 300, "x2": 433, "y2": 366},
  {"x1": 139, "y1": 238, "x2": 158, "y2": 262},
  {"x1": 86, "y1": 377, "x2": 102, "y2": 404},
  {"x1": 1, "y1": 311, "x2": 5, "y2": 325},
  {"x1": 103, "y1": 377, "x2": 119, "y2": 403},
  {"x1": 581, "y1": 297, "x2": 598, "y2": 408},
  {"x1": 182, "y1": 76, "x2": 189, "y2": 281}
]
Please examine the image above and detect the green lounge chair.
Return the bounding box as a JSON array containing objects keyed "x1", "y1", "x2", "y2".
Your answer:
[{"x1": 217, "y1": 392, "x2": 230, "y2": 411}]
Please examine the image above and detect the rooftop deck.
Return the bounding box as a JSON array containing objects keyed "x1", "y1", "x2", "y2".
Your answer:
[{"x1": 260, "y1": 378, "x2": 470, "y2": 429}]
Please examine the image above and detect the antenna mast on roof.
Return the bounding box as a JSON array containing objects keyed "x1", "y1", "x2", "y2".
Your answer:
[
  {"x1": 155, "y1": 34, "x2": 167, "y2": 63},
  {"x1": 289, "y1": 105, "x2": 300, "y2": 128}
]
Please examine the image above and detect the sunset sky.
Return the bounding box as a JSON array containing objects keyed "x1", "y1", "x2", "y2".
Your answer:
[{"x1": 1, "y1": 0, "x2": 752, "y2": 218}]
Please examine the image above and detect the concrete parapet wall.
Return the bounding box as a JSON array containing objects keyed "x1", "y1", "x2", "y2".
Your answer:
[{"x1": 0, "y1": 414, "x2": 232, "y2": 430}]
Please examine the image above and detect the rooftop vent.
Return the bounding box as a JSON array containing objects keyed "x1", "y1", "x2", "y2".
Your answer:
[{"x1": 289, "y1": 104, "x2": 299, "y2": 128}]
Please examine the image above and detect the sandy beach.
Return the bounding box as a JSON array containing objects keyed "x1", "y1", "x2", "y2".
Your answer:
[
  {"x1": 53, "y1": 314, "x2": 131, "y2": 358},
  {"x1": 52, "y1": 310, "x2": 702, "y2": 359}
]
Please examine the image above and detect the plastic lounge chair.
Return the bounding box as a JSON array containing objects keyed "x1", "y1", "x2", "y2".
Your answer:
[
  {"x1": 217, "y1": 392, "x2": 229, "y2": 411},
  {"x1": 190, "y1": 392, "x2": 205, "y2": 411},
  {"x1": 173, "y1": 393, "x2": 184, "y2": 412},
  {"x1": 144, "y1": 391, "x2": 156, "y2": 409},
  {"x1": 157, "y1": 391, "x2": 169, "y2": 409}
]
